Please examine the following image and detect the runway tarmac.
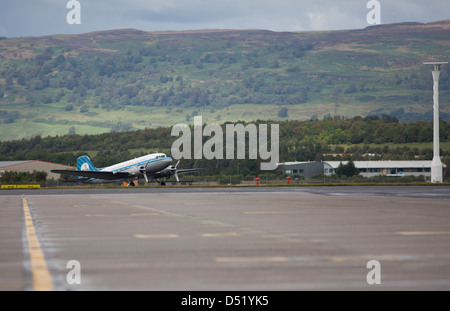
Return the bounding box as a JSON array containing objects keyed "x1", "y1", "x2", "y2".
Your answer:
[
  {"x1": 3, "y1": 184, "x2": 450, "y2": 199},
  {"x1": 1, "y1": 185, "x2": 450, "y2": 291}
]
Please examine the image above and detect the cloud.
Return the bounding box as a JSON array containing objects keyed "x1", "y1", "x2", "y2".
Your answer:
[
  {"x1": 0, "y1": 0, "x2": 449, "y2": 37},
  {"x1": 123, "y1": 0, "x2": 366, "y2": 31},
  {"x1": 306, "y1": 3, "x2": 366, "y2": 31}
]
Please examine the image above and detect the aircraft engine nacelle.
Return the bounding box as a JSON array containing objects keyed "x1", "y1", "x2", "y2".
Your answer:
[
  {"x1": 127, "y1": 166, "x2": 141, "y2": 176},
  {"x1": 159, "y1": 166, "x2": 176, "y2": 178}
]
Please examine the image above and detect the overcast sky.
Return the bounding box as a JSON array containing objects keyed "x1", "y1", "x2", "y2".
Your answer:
[{"x1": 0, "y1": 0, "x2": 449, "y2": 38}]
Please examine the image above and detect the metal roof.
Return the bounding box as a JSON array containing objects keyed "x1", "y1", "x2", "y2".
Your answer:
[
  {"x1": 324, "y1": 161, "x2": 435, "y2": 169},
  {"x1": 278, "y1": 161, "x2": 315, "y2": 166},
  {"x1": 278, "y1": 160, "x2": 445, "y2": 169},
  {"x1": 0, "y1": 160, "x2": 74, "y2": 169},
  {"x1": 0, "y1": 161, "x2": 33, "y2": 168}
]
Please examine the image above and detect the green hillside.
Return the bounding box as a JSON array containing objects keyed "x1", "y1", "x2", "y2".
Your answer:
[
  {"x1": 1, "y1": 118, "x2": 450, "y2": 179},
  {"x1": 0, "y1": 21, "x2": 449, "y2": 141}
]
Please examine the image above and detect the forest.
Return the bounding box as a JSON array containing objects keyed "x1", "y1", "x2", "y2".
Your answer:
[
  {"x1": 1, "y1": 116, "x2": 449, "y2": 182},
  {"x1": 1, "y1": 37, "x2": 448, "y2": 115},
  {"x1": 1, "y1": 24, "x2": 450, "y2": 141},
  {"x1": 1, "y1": 23, "x2": 450, "y2": 182}
]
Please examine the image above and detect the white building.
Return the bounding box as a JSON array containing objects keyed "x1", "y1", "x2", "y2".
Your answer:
[
  {"x1": 324, "y1": 161, "x2": 434, "y2": 178},
  {"x1": 279, "y1": 160, "x2": 445, "y2": 180}
]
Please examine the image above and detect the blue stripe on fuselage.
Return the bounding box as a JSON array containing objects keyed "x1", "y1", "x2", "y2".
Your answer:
[
  {"x1": 109, "y1": 157, "x2": 172, "y2": 173},
  {"x1": 87, "y1": 157, "x2": 172, "y2": 183}
]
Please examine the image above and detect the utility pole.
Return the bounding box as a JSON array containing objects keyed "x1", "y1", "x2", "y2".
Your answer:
[{"x1": 424, "y1": 62, "x2": 448, "y2": 183}]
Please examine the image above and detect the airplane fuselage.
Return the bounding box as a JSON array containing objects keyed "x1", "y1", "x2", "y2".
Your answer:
[
  {"x1": 52, "y1": 152, "x2": 203, "y2": 186},
  {"x1": 90, "y1": 153, "x2": 172, "y2": 184}
]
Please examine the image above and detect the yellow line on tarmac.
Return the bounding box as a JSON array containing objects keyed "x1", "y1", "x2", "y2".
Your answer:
[{"x1": 22, "y1": 195, "x2": 53, "y2": 291}]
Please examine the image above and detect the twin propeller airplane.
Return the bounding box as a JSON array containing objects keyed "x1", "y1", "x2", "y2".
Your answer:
[{"x1": 51, "y1": 153, "x2": 204, "y2": 186}]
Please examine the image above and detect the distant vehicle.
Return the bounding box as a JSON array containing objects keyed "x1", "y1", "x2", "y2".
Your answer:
[{"x1": 51, "y1": 153, "x2": 204, "y2": 186}]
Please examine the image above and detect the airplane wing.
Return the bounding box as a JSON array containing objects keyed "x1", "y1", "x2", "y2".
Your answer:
[
  {"x1": 51, "y1": 170, "x2": 131, "y2": 180},
  {"x1": 175, "y1": 168, "x2": 205, "y2": 175}
]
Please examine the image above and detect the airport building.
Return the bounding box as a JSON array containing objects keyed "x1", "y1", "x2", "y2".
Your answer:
[
  {"x1": 0, "y1": 160, "x2": 75, "y2": 180},
  {"x1": 278, "y1": 160, "x2": 443, "y2": 180}
]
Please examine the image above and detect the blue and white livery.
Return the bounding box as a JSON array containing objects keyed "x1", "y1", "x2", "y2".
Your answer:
[{"x1": 52, "y1": 153, "x2": 203, "y2": 186}]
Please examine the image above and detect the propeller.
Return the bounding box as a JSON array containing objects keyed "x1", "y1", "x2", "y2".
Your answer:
[
  {"x1": 139, "y1": 163, "x2": 149, "y2": 184},
  {"x1": 173, "y1": 160, "x2": 180, "y2": 182}
]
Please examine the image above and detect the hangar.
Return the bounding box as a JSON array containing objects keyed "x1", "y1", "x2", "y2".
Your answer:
[
  {"x1": 0, "y1": 160, "x2": 75, "y2": 180},
  {"x1": 278, "y1": 160, "x2": 444, "y2": 180}
]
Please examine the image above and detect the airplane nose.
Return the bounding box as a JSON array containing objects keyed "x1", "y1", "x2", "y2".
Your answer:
[{"x1": 164, "y1": 157, "x2": 173, "y2": 167}]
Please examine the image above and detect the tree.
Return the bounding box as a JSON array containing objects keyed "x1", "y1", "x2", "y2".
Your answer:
[
  {"x1": 278, "y1": 107, "x2": 289, "y2": 118},
  {"x1": 17, "y1": 74, "x2": 26, "y2": 86},
  {"x1": 0, "y1": 170, "x2": 47, "y2": 184},
  {"x1": 336, "y1": 161, "x2": 360, "y2": 177},
  {"x1": 68, "y1": 126, "x2": 76, "y2": 135}
]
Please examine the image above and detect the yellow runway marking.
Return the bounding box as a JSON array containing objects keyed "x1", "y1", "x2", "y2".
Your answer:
[
  {"x1": 22, "y1": 195, "x2": 53, "y2": 291},
  {"x1": 396, "y1": 231, "x2": 450, "y2": 236}
]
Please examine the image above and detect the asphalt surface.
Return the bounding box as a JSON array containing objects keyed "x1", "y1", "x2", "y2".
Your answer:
[
  {"x1": 1, "y1": 185, "x2": 450, "y2": 291},
  {"x1": 2, "y1": 184, "x2": 450, "y2": 199}
]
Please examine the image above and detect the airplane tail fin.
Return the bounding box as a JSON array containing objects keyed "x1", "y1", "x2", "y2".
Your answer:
[{"x1": 77, "y1": 156, "x2": 98, "y2": 171}]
